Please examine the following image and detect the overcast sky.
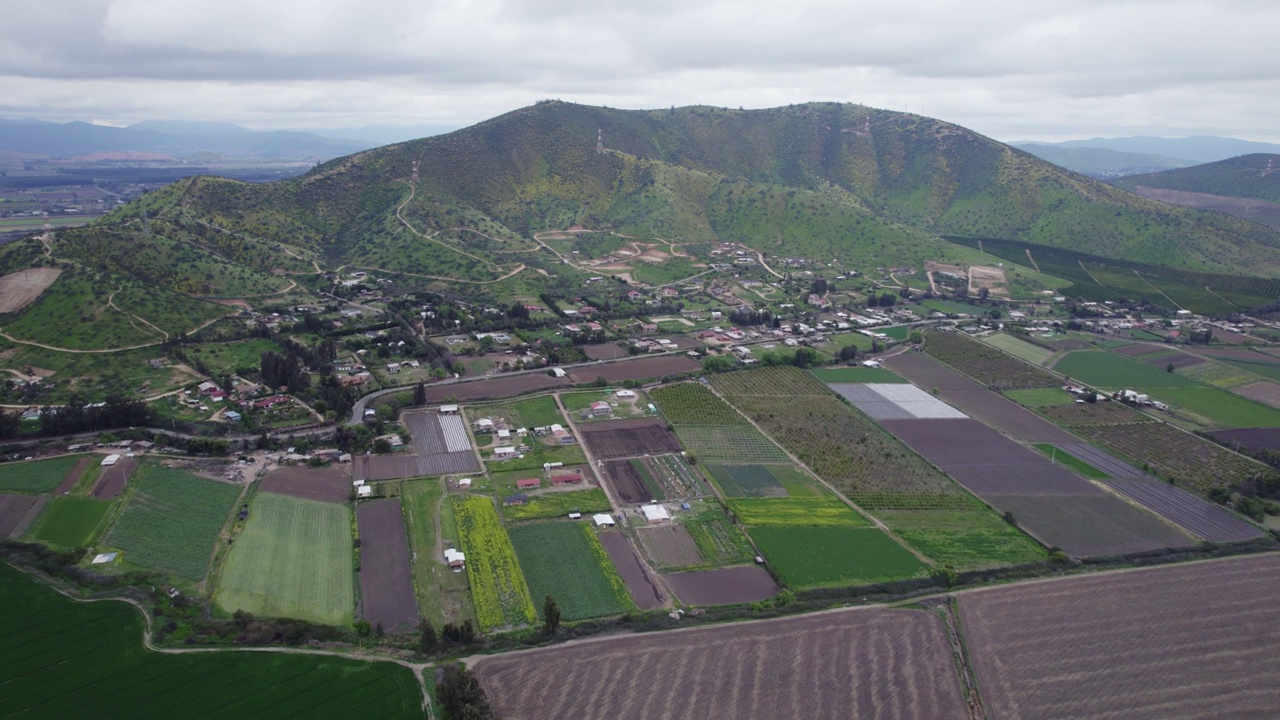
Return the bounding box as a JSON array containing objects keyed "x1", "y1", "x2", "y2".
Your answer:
[{"x1": 2, "y1": 0, "x2": 1278, "y2": 142}]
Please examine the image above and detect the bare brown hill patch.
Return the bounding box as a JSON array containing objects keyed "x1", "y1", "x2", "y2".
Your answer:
[{"x1": 0, "y1": 268, "x2": 62, "y2": 313}]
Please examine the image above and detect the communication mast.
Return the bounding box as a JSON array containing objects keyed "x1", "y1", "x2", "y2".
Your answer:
[
  {"x1": 596, "y1": 128, "x2": 604, "y2": 154},
  {"x1": 411, "y1": 160, "x2": 420, "y2": 182}
]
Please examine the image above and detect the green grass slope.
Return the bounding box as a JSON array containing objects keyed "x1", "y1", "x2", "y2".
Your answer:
[{"x1": 1112, "y1": 154, "x2": 1280, "y2": 204}]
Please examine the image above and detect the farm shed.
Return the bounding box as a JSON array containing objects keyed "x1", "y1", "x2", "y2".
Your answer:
[
  {"x1": 516, "y1": 478, "x2": 541, "y2": 490},
  {"x1": 593, "y1": 514, "x2": 616, "y2": 527},
  {"x1": 439, "y1": 405, "x2": 459, "y2": 414},
  {"x1": 357, "y1": 485, "x2": 374, "y2": 498},
  {"x1": 444, "y1": 548, "x2": 466, "y2": 569},
  {"x1": 457, "y1": 477, "x2": 472, "y2": 488},
  {"x1": 504, "y1": 494, "x2": 529, "y2": 506},
  {"x1": 475, "y1": 418, "x2": 495, "y2": 432},
  {"x1": 225, "y1": 410, "x2": 242, "y2": 422},
  {"x1": 641, "y1": 505, "x2": 671, "y2": 524},
  {"x1": 494, "y1": 446, "x2": 517, "y2": 459},
  {"x1": 615, "y1": 390, "x2": 637, "y2": 399},
  {"x1": 497, "y1": 429, "x2": 512, "y2": 440},
  {"x1": 101, "y1": 454, "x2": 120, "y2": 467},
  {"x1": 551, "y1": 472, "x2": 582, "y2": 485},
  {"x1": 552, "y1": 368, "x2": 567, "y2": 378}
]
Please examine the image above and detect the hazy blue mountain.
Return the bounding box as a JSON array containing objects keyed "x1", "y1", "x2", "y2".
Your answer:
[
  {"x1": 0, "y1": 118, "x2": 369, "y2": 160},
  {"x1": 1013, "y1": 143, "x2": 1193, "y2": 177},
  {"x1": 1022, "y1": 136, "x2": 1280, "y2": 165}
]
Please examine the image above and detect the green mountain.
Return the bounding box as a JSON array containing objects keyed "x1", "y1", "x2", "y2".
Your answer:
[
  {"x1": 1111, "y1": 154, "x2": 1280, "y2": 204},
  {"x1": 1013, "y1": 143, "x2": 1193, "y2": 177},
  {"x1": 6, "y1": 101, "x2": 1280, "y2": 350}
]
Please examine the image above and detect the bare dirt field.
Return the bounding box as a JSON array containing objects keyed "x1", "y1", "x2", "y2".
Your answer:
[
  {"x1": 582, "y1": 343, "x2": 630, "y2": 360},
  {"x1": 260, "y1": 465, "x2": 351, "y2": 504},
  {"x1": 1114, "y1": 343, "x2": 1164, "y2": 356},
  {"x1": 90, "y1": 457, "x2": 136, "y2": 498},
  {"x1": 1101, "y1": 478, "x2": 1262, "y2": 543},
  {"x1": 568, "y1": 355, "x2": 700, "y2": 384},
  {"x1": 967, "y1": 265, "x2": 1008, "y2": 296},
  {"x1": 637, "y1": 524, "x2": 702, "y2": 568},
  {"x1": 55, "y1": 456, "x2": 94, "y2": 495},
  {"x1": 580, "y1": 418, "x2": 683, "y2": 460},
  {"x1": 1231, "y1": 380, "x2": 1280, "y2": 409},
  {"x1": 422, "y1": 373, "x2": 571, "y2": 404},
  {"x1": 989, "y1": 493, "x2": 1195, "y2": 556},
  {"x1": 1138, "y1": 351, "x2": 1204, "y2": 369},
  {"x1": 960, "y1": 553, "x2": 1280, "y2": 720},
  {"x1": 0, "y1": 494, "x2": 46, "y2": 539},
  {"x1": 1206, "y1": 427, "x2": 1280, "y2": 453},
  {"x1": 1193, "y1": 348, "x2": 1280, "y2": 363},
  {"x1": 597, "y1": 530, "x2": 664, "y2": 609},
  {"x1": 0, "y1": 267, "x2": 62, "y2": 313},
  {"x1": 474, "y1": 607, "x2": 965, "y2": 720},
  {"x1": 662, "y1": 566, "x2": 779, "y2": 606},
  {"x1": 356, "y1": 499, "x2": 418, "y2": 634},
  {"x1": 600, "y1": 459, "x2": 653, "y2": 504},
  {"x1": 886, "y1": 353, "x2": 1077, "y2": 442}
]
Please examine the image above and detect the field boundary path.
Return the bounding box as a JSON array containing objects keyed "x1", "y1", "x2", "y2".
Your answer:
[{"x1": 3, "y1": 561, "x2": 436, "y2": 719}]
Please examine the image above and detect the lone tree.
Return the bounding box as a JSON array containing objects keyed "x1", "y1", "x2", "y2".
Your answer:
[
  {"x1": 436, "y1": 663, "x2": 497, "y2": 719},
  {"x1": 413, "y1": 381, "x2": 427, "y2": 407},
  {"x1": 543, "y1": 595, "x2": 561, "y2": 635},
  {"x1": 419, "y1": 618, "x2": 437, "y2": 654}
]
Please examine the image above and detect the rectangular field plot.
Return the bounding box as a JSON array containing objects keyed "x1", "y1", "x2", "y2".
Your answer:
[
  {"x1": 960, "y1": 554, "x2": 1280, "y2": 720},
  {"x1": 0, "y1": 494, "x2": 46, "y2": 539},
  {"x1": 597, "y1": 530, "x2": 664, "y2": 610},
  {"x1": 91, "y1": 456, "x2": 136, "y2": 498},
  {"x1": 0, "y1": 454, "x2": 88, "y2": 493},
  {"x1": 567, "y1": 354, "x2": 701, "y2": 384},
  {"x1": 990, "y1": 493, "x2": 1194, "y2": 556},
  {"x1": 809, "y1": 366, "x2": 908, "y2": 383},
  {"x1": 508, "y1": 522, "x2": 633, "y2": 620},
  {"x1": 672, "y1": 425, "x2": 791, "y2": 464},
  {"x1": 29, "y1": 497, "x2": 112, "y2": 547},
  {"x1": 875, "y1": 506, "x2": 1048, "y2": 570},
  {"x1": 829, "y1": 382, "x2": 968, "y2": 420},
  {"x1": 474, "y1": 608, "x2": 966, "y2": 720},
  {"x1": 579, "y1": 418, "x2": 683, "y2": 459},
  {"x1": 105, "y1": 465, "x2": 240, "y2": 580},
  {"x1": 1103, "y1": 479, "x2": 1262, "y2": 543},
  {"x1": 0, "y1": 564, "x2": 426, "y2": 720},
  {"x1": 923, "y1": 330, "x2": 1060, "y2": 389},
  {"x1": 259, "y1": 464, "x2": 352, "y2": 504},
  {"x1": 356, "y1": 499, "x2": 418, "y2": 633},
  {"x1": 216, "y1": 493, "x2": 355, "y2": 626},
  {"x1": 661, "y1": 566, "x2": 779, "y2": 606},
  {"x1": 400, "y1": 410, "x2": 482, "y2": 476},
  {"x1": 749, "y1": 525, "x2": 928, "y2": 589},
  {"x1": 729, "y1": 496, "x2": 869, "y2": 527},
  {"x1": 601, "y1": 459, "x2": 656, "y2": 504},
  {"x1": 651, "y1": 381, "x2": 756, "y2": 424},
  {"x1": 500, "y1": 488, "x2": 612, "y2": 521},
  {"x1": 455, "y1": 496, "x2": 537, "y2": 629},
  {"x1": 636, "y1": 524, "x2": 703, "y2": 569},
  {"x1": 1152, "y1": 385, "x2": 1280, "y2": 428},
  {"x1": 1052, "y1": 350, "x2": 1198, "y2": 390},
  {"x1": 980, "y1": 333, "x2": 1055, "y2": 364},
  {"x1": 704, "y1": 464, "x2": 789, "y2": 497}
]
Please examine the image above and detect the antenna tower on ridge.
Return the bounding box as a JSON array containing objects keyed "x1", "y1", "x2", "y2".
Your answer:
[
  {"x1": 596, "y1": 128, "x2": 604, "y2": 154},
  {"x1": 411, "y1": 160, "x2": 420, "y2": 182}
]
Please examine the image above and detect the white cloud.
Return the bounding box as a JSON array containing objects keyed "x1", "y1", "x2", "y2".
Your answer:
[{"x1": 0, "y1": 0, "x2": 1277, "y2": 141}]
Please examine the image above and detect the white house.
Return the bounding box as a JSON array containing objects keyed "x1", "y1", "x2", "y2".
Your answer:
[
  {"x1": 640, "y1": 504, "x2": 671, "y2": 524},
  {"x1": 444, "y1": 548, "x2": 466, "y2": 570},
  {"x1": 593, "y1": 513, "x2": 616, "y2": 527},
  {"x1": 493, "y1": 446, "x2": 517, "y2": 459},
  {"x1": 615, "y1": 390, "x2": 637, "y2": 399}
]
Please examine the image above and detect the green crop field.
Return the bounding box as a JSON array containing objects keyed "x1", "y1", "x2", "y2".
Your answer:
[
  {"x1": 681, "y1": 502, "x2": 756, "y2": 566},
  {"x1": 105, "y1": 465, "x2": 240, "y2": 580},
  {"x1": 673, "y1": 425, "x2": 791, "y2": 464},
  {"x1": 401, "y1": 479, "x2": 476, "y2": 629},
  {"x1": 29, "y1": 497, "x2": 113, "y2": 547},
  {"x1": 729, "y1": 496, "x2": 869, "y2": 526},
  {"x1": 216, "y1": 493, "x2": 355, "y2": 626},
  {"x1": 1003, "y1": 388, "x2": 1075, "y2": 407},
  {"x1": 1179, "y1": 360, "x2": 1262, "y2": 389},
  {"x1": 982, "y1": 333, "x2": 1055, "y2": 365},
  {"x1": 1052, "y1": 351, "x2": 1197, "y2": 390},
  {"x1": 455, "y1": 496, "x2": 537, "y2": 630},
  {"x1": 508, "y1": 521, "x2": 633, "y2": 620},
  {"x1": 651, "y1": 382, "x2": 748, "y2": 424},
  {"x1": 0, "y1": 564, "x2": 424, "y2": 719},
  {"x1": 0, "y1": 454, "x2": 86, "y2": 493},
  {"x1": 704, "y1": 464, "x2": 789, "y2": 497},
  {"x1": 473, "y1": 395, "x2": 564, "y2": 429},
  {"x1": 1153, "y1": 386, "x2": 1280, "y2": 428},
  {"x1": 748, "y1": 525, "x2": 928, "y2": 589},
  {"x1": 500, "y1": 488, "x2": 612, "y2": 521},
  {"x1": 810, "y1": 367, "x2": 907, "y2": 383},
  {"x1": 875, "y1": 507, "x2": 1048, "y2": 570}
]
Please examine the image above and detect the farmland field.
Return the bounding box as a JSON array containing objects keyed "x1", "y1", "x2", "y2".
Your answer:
[
  {"x1": 1002, "y1": 387, "x2": 1075, "y2": 407},
  {"x1": 0, "y1": 494, "x2": 46, "y2": 539},
  {"x1": 875, "y1": 503, "x2": 1048, "y2": 570},
  {"x1": 455, "y1": 495, "x2": 537, "y2": 629},
  {"x1": 401, "y1": 479, "x2": 476, "y2": 629},
  {"x1": 1052, "y1": 350, "x2": 1197, "y2": 390},
  {"x1": 672, "y1": 425, "x2": 791, "y2": 464},
  {"x1": 981, "y1": 333, "x2": 1055, "y2": 364},
  {"x1": 1150, "y1": 385, "x2": 1280, "y2": 427},
  {"x1": 29, "y1": 497, "x2": 112, "y2": 547},
  {"x1": 661, "y1": 565, "x2": 780, "y2": 605},
  {"x1": 650, "y1": 382, "x2": 747, "y2": 424},
  {"x1": 579, "y1": 418, "x2": 683, "y2": 459},
  {"x1": 749, "y1": 525, "x2": 928, "y2": 589},
  {"x1": 713, "y1": 366, "x2": 972, "y2": 510},
  {"x1": 356, "y1": 499, "x2": 418, "y2": 633},
  {"x1": 567, "y1": 354, "x2": 700, "y2": 384},
  {"x1": 0, "y1": 454, "x2": 87, "y2": 493},
  {"x1": 923, "y1": 330, "x2": 1060, "y2": 389},
  {"x1": 499, "y1": 488, "x2": 612, "y2": 521},
  {"x1": 681, "y1": 501, "x2": 756, "y2": 566},
  {"x1": 508, "y1": 521, "x2": 633, "y2": 620},
  {"x1": 474, "y1": 395, "x2": 565, "y2": 429},
  {"x1": 704, "y1": 464, "x2": 789, "y2": 497},
  {"x1": 216, "y1": 493, "x2": 355, "y2": 626},
  {"x1": 474, "y1": 607, "x2": 966, "y2": 720},
  {"x1": 960, "y1": 554, "x2": 1280, "y2": 720},
  {"x1": 105, "y1": 465, "x2": 241, "y2": 580},
  {"x1": 0, "y1": 564, "x2": 425, "y2": 719},
  {"x1": 729, "y1": 496, "x2": 868, "y2": 526},
  {"x1": 809, "y1": 366, "x2": 907, "y2": 383}
]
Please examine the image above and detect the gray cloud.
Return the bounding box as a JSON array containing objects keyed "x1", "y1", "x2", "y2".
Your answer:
[{"x1": 0, "y1": 0, "x2": 1277, "y2": 141}]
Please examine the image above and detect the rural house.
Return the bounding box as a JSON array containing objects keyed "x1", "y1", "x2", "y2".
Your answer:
[{"x1": 516, "y1": 478, "x2": 541, "y2": 490}]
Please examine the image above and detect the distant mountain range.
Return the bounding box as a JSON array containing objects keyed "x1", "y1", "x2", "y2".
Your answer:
[
  {"x1": 1015, "y1": 136, "x2": 1280, "y2": 177},
  {"x1": 0, "y1": 119, "x2": 374, "y2": 162},
  {"x1": 1108, "y1": 154, "x2": 1280, "y2": 229}
]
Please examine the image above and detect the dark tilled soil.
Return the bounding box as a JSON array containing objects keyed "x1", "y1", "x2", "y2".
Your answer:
[
  {"x1": 0, "y1": 494, "x2": 45, "y2": 539},
  {"x1": 580, "y1": 419, "x2": 683, "y2": 460},
  {"x1": 260, "y1": 465, "x2": 351, "y2": 504},
  {"x1": 475, "y1": 607, "x2": 965, "y2": 720},
  {"x1": 90, "y1": 457, "x2": 136, "y2": 499},
  {"x1": 601, "y1": 460, "x2": 652, "y2": 504},
  {"x1": 569, "y1": 355, "x2": 700, "y2": 384},
  {"x1": 356, "y1": 499, "x2": 418, "y2": 634},
  {"x1": 55, "y1": 457, "x2": 94, "y2": 495},
  {"x1": 662, "y1": 566, "x2": 779, "y2": 606},
  {"x1": 1205, "y1": 426, "x2": 1280, "y2": 453},
  {"x1": 961, "y1": 554, "x2": 1280, "y2": 720},
  {"x1": 597, "y1": 530, "x2": 663, "y2": 609}
]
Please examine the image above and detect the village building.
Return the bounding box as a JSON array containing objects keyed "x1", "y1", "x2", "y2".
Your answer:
[{"x1": 640, "y1": 505, "x2": 671, "y2": 524}]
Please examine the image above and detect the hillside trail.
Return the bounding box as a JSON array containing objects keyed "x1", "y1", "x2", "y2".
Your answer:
[
  {"x1": 393, "y1": 182, "x2": 502, "y2": 271},
  {"x1": 108, "y1": 287, "x2": 169, "y2": 341},
  {"x1": 5, "y1": 563, "x2": 436, "y2": 719}
]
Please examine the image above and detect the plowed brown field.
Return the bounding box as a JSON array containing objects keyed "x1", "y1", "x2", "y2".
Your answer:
[
  {"x1": 475, "y1": 607, "x2": 965, "y2": 720},
  {"x1": 960, "y1": 554, "x2": 1280, "y2": 720}
]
